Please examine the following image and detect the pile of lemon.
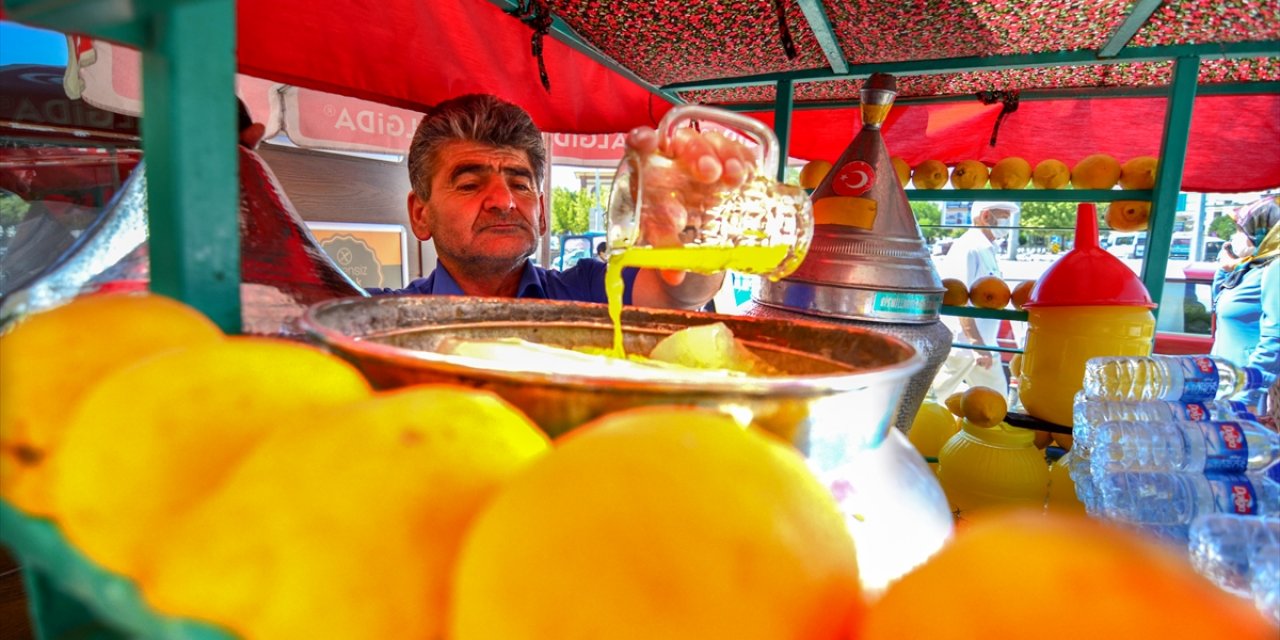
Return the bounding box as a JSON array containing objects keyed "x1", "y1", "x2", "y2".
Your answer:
[
  {"x1": 940, "y1": 276, "x2": 1036, "y2": 311},
  {"x1": 2, "y1": 293, "x2": 1272, "y2": 640},
  {"x1": 799, "y1": 154, "x2": 1157, "y2": 192}
]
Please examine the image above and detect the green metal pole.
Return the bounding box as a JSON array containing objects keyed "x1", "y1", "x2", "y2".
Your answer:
[
  {"x1": 774, "y1": 78, "x2": 795, "y2": 182},
  {"x1": 141, "y1": 0, "x2": 241, "y2": 333},
  {"x1": 1141, "y1": 55, "x2": 1199, "y2": 314}
]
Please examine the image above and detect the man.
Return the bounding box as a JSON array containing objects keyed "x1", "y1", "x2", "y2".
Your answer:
[
  {"x1": 932, "y1": 201, "x2": 1018, "y2": 397},
  {"x1": 595, "y1": 241, "x2": 608, "y2": 262},
  {"x1": 370, "y1": 94, "x2": 742, "y2": 310}
]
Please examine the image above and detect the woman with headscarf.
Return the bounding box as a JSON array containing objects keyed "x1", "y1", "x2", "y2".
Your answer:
[{"x1": 1211, "y1": 194, "x2": 1280, "y2": 390}]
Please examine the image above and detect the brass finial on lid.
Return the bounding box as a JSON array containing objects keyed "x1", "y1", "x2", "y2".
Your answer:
[{"x1": 860, "y1": 73, "x2": 898, "y2": 129}]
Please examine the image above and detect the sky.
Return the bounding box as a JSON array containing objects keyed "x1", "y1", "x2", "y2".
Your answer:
[{"x1": 0, "y1": 21, "x2": 68, "y2": 66}]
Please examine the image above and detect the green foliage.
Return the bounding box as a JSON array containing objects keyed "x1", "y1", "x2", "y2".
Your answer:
[
  {"x1": 549, "y1": 187, "x2": 595, "y2": 235},
  {"x1": 0, "y1": 192, "x2": 30, "y2": 226},
  {"x1": 1019, "y1": 201, "x2": 1080, "y2": 231},
  {"x1": 910, "y1": 201, "x2": 961, "y2": 243},
  {"x1": 1207, "y1": 213, "x2": 1237, "y2": 239}
]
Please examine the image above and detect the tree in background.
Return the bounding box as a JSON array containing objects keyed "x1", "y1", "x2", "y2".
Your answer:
[
  {"x1": 909, "y1": 201, "x2": 962, "y2": 244},
  {"x1": 1207, "y1": 213, "x2": 1237, "y2": 240},
  {"x1": 550, "y1": 187, "x2": 593, "y2": 235},
  {"x1": 1019, "y1": 201, "x2": 1093, "y2": 251}
]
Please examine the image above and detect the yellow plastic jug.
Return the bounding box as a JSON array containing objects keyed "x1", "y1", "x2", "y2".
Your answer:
[
  {"x1": 936, "y1": 420, "x2": 1050, "y2": 525},
  {"x1": 1019, "y1": 203, "x2": 1155, "y2": 426}
]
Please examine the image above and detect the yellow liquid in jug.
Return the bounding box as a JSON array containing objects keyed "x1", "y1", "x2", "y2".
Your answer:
[
  {"x1": 1019, "y1": 305, "x2": 1154, "y2": 426},
  {"x1": 604, "y1": 245, "x2": 790, "y2": 357}
]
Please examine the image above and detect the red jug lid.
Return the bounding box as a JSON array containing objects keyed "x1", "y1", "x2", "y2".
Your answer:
[{"x1": 1022, "y1": 203, "x2": 1156, "y2": 309}]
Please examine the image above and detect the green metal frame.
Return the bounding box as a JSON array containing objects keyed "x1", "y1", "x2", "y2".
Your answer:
[
  {"x1": 1140, "y1": 56, "x2": 1200, "y2": 310},
  {"x1": 484, "y1": 0, "x2": 684, "y2": 106},
  {"x1": 716, "y1": 81, "x2": 1280, "y2": 113},
  {"x1": 661, "y1": 41, "x2": 1280, "y2": 93},
  {"x1": 7, "y1": 0, "x2": 242, "y2": 333},
  {"x1": 773, "y1": 78, "x2": 795, "y2": 181}
]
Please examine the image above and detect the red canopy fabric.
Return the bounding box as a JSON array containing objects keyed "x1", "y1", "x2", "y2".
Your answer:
[
  {"x1": 237, "y1": 0, "x2": 673, "y2": 134},
  {"x1": 751, "y1": 93, "x2": 1280, "y2": 193}
]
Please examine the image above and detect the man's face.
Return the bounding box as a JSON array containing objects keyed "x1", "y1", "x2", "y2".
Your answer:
[
  {"x1": 980, "y1": 208, "x2": 1012, "y2": 227},
  {"x1": 408, "y1": 140, "x2": 545, "y2": 272}
]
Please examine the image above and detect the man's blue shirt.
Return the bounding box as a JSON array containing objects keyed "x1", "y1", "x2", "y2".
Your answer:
[{"x1": 368, "y1": 258, "x2": 637, "y2": 305}]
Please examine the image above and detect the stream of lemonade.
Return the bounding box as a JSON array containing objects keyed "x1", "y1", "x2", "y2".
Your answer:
[{"x1": 604, "y1": 244, "x2": 791, "y2": 357}]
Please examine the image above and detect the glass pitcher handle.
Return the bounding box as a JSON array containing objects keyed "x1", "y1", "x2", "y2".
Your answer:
[{"x1": 656, "y1": 105, "x2": 778, "y2": 176}]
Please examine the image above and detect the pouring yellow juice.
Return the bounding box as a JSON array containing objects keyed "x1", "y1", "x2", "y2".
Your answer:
[
  {"x1": 604, "y1": 245, "x2": 792, "y2": 356},
  {"x1": 602, "y1": 105, "x2": 813, "y2": 356}
]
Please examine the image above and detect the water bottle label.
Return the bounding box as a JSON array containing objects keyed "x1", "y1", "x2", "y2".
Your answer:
[
  {"x1": 1243, "y1": 366, "x2": 1265, "y2": 390},
  {"x1": 1226, "y1": 401, "x2": 1258, "y2": 420},
  {"x1": 1206, "y1": 476, "x2": 1258, "y2": 515},
  {"x1": 1175, "y1": 401, "x2": 1211, "y2": 421},
  {"x1": 1192, "y1": 421, "x2": 1250, "y2": 473},
  {"x1": 1177, "y1": 356, "x2": 1220, "y2": 401}
]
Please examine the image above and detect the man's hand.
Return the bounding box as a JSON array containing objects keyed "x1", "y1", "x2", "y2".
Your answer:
[
  {"x1": 621, "y1": 125, "x2": 751, "y2": 310},
  {"x1": 975, "y1": 351, "x2": 994, "y2": 368},
  {"x1": 624, "y1": 125, "x2": 756, "y2": 248}
]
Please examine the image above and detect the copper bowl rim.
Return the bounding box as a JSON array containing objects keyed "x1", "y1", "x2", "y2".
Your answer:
[{"x1": 300, "y1": 295, "x2": 925, "y2": 398}]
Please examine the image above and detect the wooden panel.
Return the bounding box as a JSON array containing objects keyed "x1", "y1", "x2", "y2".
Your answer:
[
  {"x1": 0, "y1": 548, "x2": 33, "y2": 640},
  {"x1": 256, "y1": 144, "x2": 434, "y2": 279}
]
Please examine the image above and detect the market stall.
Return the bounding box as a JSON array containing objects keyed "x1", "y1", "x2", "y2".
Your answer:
[{"x1": 1, "y1": 0, "x2": 1278, "y2": 637}]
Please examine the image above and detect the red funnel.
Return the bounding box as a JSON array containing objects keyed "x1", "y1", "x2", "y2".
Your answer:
[{"x1": 1022, "y1": 203, "x2": 1155, "y2": 308}]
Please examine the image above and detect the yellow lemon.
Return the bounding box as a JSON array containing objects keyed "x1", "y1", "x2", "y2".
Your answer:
[
  {"x1": 908, "y1": 401, "x2": 960, "y2": 461},
  {"x1": 0, "y1": 292, "x2": 223, "y2": 515},
  {"x1": 943, "y1": 392, "x2": 965, "y2": 417},
  {"x1": 969, "y1": 276, "x2": 1011, "y2": 309},
  {"x1": 1071, "y1": 154, "x2": 1122, "y2": 189},
  {"x1": 911, "y1": 160, "x2": 948, "y2": 189},
  {"x1": 861, "y1": 513, "x2": 1275, "y2": 640},
  {"x1": 1119, "y1": 156, "x2": 1158, "y2": 190},
  {"x1": 989, "y1": 157, "x2": 1032, "y2": 189},
  {"x1": 142, "y1": 385, "x2": 549, "y2": 640},
  {"x1": 1010, "y1": 280, "x2": 1035, "y2": 310},
  {"x1": 451, "y1": 406, "x2": 863, "y2": 640},
  {"x1": 891, "y1": 156, "x2": 911, "y2": 186},
  {"x1": 1105, "y1": 200, "x2": 1151, "y2": 232},
  {"x1": 949, "y1": 160, "x2": 989, "y2": 189},
  {"x1": 799, "y1": 160, "x2": 833, "y2": 189},
  {"x1": 941, "y1": 278, "x2": 969, "y2": 306},
  {"x1": 961, "y1": 386, "x2": 1007, "y2": 428},
  {"x1": 51, "y1": 337, "x2": 372, "y2": 577},
  {"x1": 1031, "y1": 159, "x2": 1071, "y2": 189}
]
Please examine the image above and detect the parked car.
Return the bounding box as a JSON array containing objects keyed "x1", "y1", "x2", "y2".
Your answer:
[{"x1": 1105, "y1": 232, "x2": 1146, "y2": 259}]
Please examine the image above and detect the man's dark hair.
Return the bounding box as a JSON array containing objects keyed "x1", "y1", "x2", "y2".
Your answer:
[
  {"x1": 596, "y1": 241, "x2": 607, "y2": 255},
  {"x1": 406, "y1": 94, "x2": 546, "y2": 199}
]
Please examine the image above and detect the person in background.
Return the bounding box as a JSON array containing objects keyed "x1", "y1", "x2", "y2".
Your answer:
[
  {"x1": 368, "y1": 94, "x2": 750, "y2": 309},
  {"x1": 931, "y1": 201, "x2": 1019, "y2": 398},
  {"x1": 1212, "y1": 194, "x2": 1280, "y2": 391},
  {"x1": 595, "y1": 241, "x2": 608, "y2": 262}
]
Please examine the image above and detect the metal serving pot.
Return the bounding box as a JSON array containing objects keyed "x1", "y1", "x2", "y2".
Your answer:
[
  {"x1": 301, "y1": 295, "x2": 921, "y2": 467},
  {"x1": 300, "y1": 295, "x2": 951, "y2": 591}
]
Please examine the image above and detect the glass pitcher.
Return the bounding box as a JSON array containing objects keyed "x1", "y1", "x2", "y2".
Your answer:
[{"x1": 606, "y1": 105, "x2": 813, "y2": 281}]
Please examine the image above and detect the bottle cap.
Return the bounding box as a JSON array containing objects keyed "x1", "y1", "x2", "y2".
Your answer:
[
  {"x1": 1022, "y1": 203, "x2": 1155, "y2": 309},
  {"x1": 961, "y1": 420, "x2": 1036, "y2": 448}
]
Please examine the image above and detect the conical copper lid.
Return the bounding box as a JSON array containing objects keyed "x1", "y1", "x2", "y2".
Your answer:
[{"x1": 756, "y1": 73, "x2": 944, "y2": 324}]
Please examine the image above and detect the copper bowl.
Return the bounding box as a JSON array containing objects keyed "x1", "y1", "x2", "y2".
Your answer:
[{"x1": 300, "y1": 296, "x2": 922, "y2": 467}]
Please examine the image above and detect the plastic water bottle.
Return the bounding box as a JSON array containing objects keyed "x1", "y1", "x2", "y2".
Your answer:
[
  {"x1": 1188, "y1": 514, "x2": 1280, "y2": 624},
  {"x1": 1088, "y1": 419, "x2": 1280, "y2": 475},
  {"x1": 1071, "y1": 393, "x2": 1256, "y2": 428},
  {"x1": 1251, "y1": 540, "x2": 1280, "y2": 625},
  {"x1": 1066, "y1": 452, "x2": 1102, "y2": 514},
  {"x1": 1093, "y1": 467, "x2": 1280, "y2": 526},
  {"x1": 1082, "y1": 355, "x2": 1267, "y2": 402}
]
